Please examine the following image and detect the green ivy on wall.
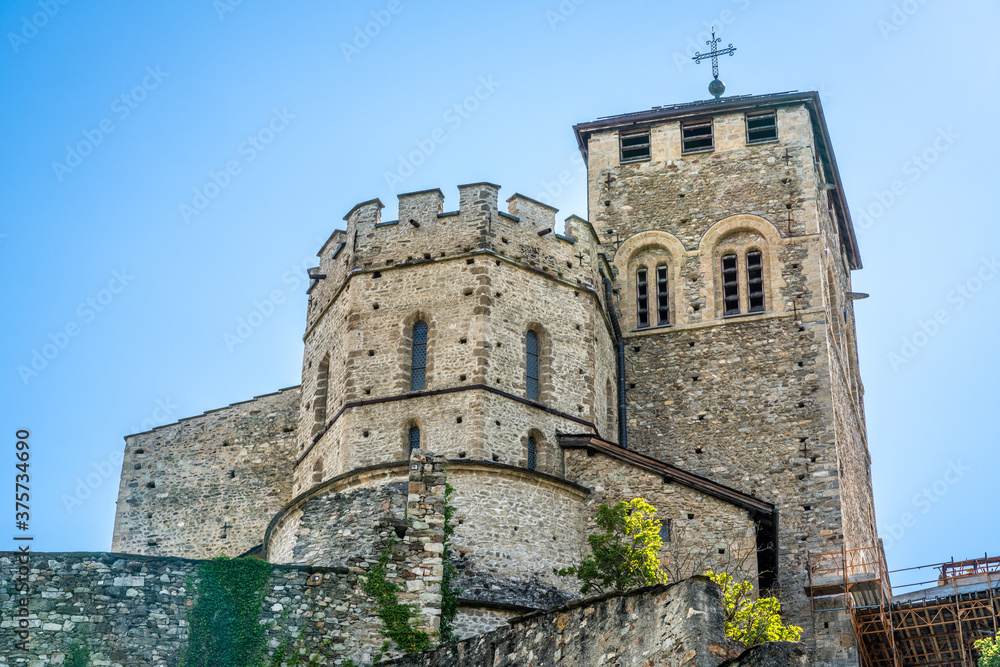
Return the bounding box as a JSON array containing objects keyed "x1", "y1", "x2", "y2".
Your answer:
[
  {"x1": 439, "y1": 483, "x2": 460, "y2": 645},
  {"x1": 180, "y1": 556, "x2": 274, "y2": 667},
  {"x1": 363, "y1": 538, "x2": 434, "y2": 656}
]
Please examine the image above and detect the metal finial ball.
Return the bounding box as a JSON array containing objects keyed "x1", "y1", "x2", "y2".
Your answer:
[{"x1": 708, "y1": 78, "x2": 726, "y2": 98}]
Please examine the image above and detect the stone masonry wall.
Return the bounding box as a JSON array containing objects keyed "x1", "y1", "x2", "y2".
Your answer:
[
  {"x1": 564, "y1": 448, "x2": 759, "y2": 584},
  {"x1": 111, "y1": 387, "x2": 300, "y2": 559},
  {"x1": 0, "y1": 551, "x2": 386, "y2": 667},
  {"x1": 267, "y1": 457, "x2": 589, "y2": 622},
  {"x1": 387, "y1": 577, "x2": 806, "y2": 667}
]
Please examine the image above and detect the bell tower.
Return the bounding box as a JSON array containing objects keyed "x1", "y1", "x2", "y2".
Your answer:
[{"x1": 574, "y1": 91, "x2": 876, "y2": 666}]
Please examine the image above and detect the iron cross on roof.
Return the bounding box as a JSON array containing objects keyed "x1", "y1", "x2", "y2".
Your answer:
[{"x1": 692, "y1": 27, "x2": 737, "y2": 99}]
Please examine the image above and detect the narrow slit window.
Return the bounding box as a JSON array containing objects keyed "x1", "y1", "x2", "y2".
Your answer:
[
  {"x1": 312, "y1": 356, "x2": 330, "y2": 435},
  {"x1": 620, "y1": 130, "x2": 650, "y2": 163},
  {"x1": 682, "y1": 119, "x2": 714, "y2": 154},
  {"x1": 656, "y1": 264, "x2": 669, "y2": 325},
  {"x1": 526, "y1": 330, "x2": 540, "y2": 401},
  {"x1": 636, "y1": 268, "x2": 649, "y2": 328},
  {"x1": 527, "y1": 436, "x2": 536, "y2": 470},
  {"x1": 408, "y1": 426, "x2": 421, "y2": 451},
  {"x1": 746, "y1": 111, "x2": 778, "y2": 144},
  {"x1": 411, "y1": 321, "x2": 428, "y2": 390},
  {"x1": 747, "y1": 251, "x2": 765, "y2": 312},
  {"x1": 722, "y1": 254, "x2": 740, "y2": 315}
]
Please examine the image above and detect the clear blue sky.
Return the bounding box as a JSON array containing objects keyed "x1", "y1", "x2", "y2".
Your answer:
[{"x1": 2, "y1": 1, "x2": 997, "y2": 587}]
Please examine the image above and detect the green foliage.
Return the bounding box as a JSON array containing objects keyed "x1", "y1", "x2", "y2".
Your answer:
[
  {"x1": 555, "y1": 497, "x2": 667, "y2": 595},
  {"x1": 976, "y1": 636, "x2": 1000, "y2": 667},
  {"x1": 704, "y1": 571, "x2": 802, "y2": 645},
  {"x1": 181, "y1": 556, "x2": 274, "y2": 667},
  {"x1": 65, "y1": 633, "x2": 90, "y2": 667},
  {"x1": 439, "y1": 483, "x2": 461, "y2": 644},
  {"x1": 267, "y1": 635, "x2": 338, "y2": 667},
  {"x1": 363, "y1": 538, "x2": 434, "y2": 655}
]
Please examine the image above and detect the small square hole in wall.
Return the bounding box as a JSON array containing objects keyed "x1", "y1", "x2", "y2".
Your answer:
[
  {"x1": 797, "y1": 474, "x2": 806, "y2": 481},
  {"x1": 629, "y1": 383, "x2": 636, "y2": 389},
  {"x1": 803, "y1": 505, "x2": 812, "y2": 511},
  {"x1": 495, "y1": 292, "x2": 502, "y2": 299},
  {"x1": 495, "y1": 342, "x2": 502, "y2": 348},
  {"x1": 466, "y1": 258, "x2": 475, "y2": 265},
  {"x1": 492, "y1": 454, "x2": 500, "y2": 462},
  {"x1": 463, "y1": 288, "x2": 474, "y2": 296},
  {"x1": 688, "y1": 342, "x2": 695, "y2": 348},
  {"x1": 567, "y1": 261, "x2": 573, "y2": 269},
  {"x1": 798, "y1": 402, "x2": 805, "y2": 408},
  {"x1": 791, "y1": 263, "x2": 800, "y2": 269},
  {"x1": 364, "y1": 388, "x2": 371, "y2": 395},
  {"x1": 695, "y1": 447, "x2": 703, "y2": 454},
  {"x1": 147, "y1": 482, "x2": 156, "y2": 489},
  {"x1": 228, "y1": 471, "x2": 235, "y2": 479},
  {"x1": 495, "y1": 260, "x2": 501, "y2": 266},
  {"x1": 692, "y1": 376, "x2": 699, "y2": 382},
  {"x1": 368, "y1": 350, "x2": 375, "y2": 356},
  {"x1": 797, "y1": 361, "x2": 804, "y2": 367},
  {"x1": 373, "y1": 271, "x2": 382, "y2": 278},
  {"x1": 459, "y1": 374, "x2": 467, "y2": 381},
  {"x1": 687, "y1": 513, "x2": 695, "y2": 520},
  {"x1": 460, "y1": 337, "x2": 467, "y2": 344},
  {"x1": 811, "y1": 456, "x2": 818, "y2": 463},
  {"x1": 458, "y1": 451, "x2": 467, "y2": 458},
  {"x1": 718, "y1": 548, "x2": 726, "y2": 555},
  {"x1": 372, "y1": 303, "x2": 379, "y2": 310},
  {"x1": 633, "y1": 345, "x2": 641, "y2": 353},
  {"x1": 692, "y1": 305, "x2": 700, "y2": 312},
  {"x1": 363, "y1": 430, "x2": 369, "y2": 437},
  {"x1": 495, "y1": 420, "x2": 501, "y2": 426},
  {"x1": 456, "y1": 417, "x2": 463, "y2": 424},
  {"x1": 135, "y1": 448, "x2": 145, "y2": 454},
  {"x1": 424, "y1": 253, "x2": 432, "y2": 260},
  {"x1": 386, "y1": 259, "x2": 394, "y2": 266},
  {"x1": 576, "y1": 323, "x2": 581, "y2": 330},
  {"x1": 502, "y1": 237, "x2": 509, "y2": 244}
]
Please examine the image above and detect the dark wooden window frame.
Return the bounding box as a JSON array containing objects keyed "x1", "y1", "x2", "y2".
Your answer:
[
  {"x1": 721, "y1": 254, "x2": 740, "y2": 316},
  {"x1": 745, "y1": 110, "x2": 778, "y2": 145},
  {"x1": 636, "y1": 267, "x2": 650, "y2": 328},
  {"x1": 681, "y1": 118, "x2": 714, "y2": 154},
  {"x1": 655, "y1": 264, "x2": 669, "y2": 325},
  {"x1": 619, "y1": 128, "x2": 651, "y2": 163}
]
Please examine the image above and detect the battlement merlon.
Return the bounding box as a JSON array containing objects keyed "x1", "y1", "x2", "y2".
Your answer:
[{"x1": 316, "y1": 184, "x2": 604, "y2": 284}]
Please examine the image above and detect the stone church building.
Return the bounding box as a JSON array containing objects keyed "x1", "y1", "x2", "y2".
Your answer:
[{"x1": 109, "y1": 89, "x2": 877, "y2": 665}]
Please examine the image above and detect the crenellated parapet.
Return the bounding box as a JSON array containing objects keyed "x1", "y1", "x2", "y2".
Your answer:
[{"x1": 305, "y1": 184, "x2": 607, "y2": 334}]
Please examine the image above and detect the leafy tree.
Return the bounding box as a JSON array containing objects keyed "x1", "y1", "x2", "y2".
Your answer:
[
  {"x1": 556, "y1": 497, "x2": 667, "y2": 595},
  {"x1": 976, "y1": 636, "x2": 1000, "y2": 667},
  {"x1": 704, "y1": 571, "x2": 802, "y2": 645}
]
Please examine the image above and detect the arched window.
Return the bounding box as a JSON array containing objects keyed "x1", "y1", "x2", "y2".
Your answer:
[
  {"x1": 747, "y1": 251, "x2": 765, "y2": 312},
  {"x1": 527, "y1": 436, "x2": 537, "y2": 470},
  {"x1": 408, "y1": 425, "x2": 421, "y2": 452},
  {"x1": 312, "y1": 458, "x2": 323, "y2": 484},
  {"x1": 636, "y1": 267, "x2": 649, "y2": 328},
  {"x1": 721, "y1": 251, "x2": 766, "y2": 316},
  {"x1": 526, "y1": 330, "x2": 540, "y2": 401},
  {"x1": 411, "y1": 321, "x2": 428, "y2": 391},
  {"x1": 655, "y1": 264, "x2": 669, "y2": 325},
  {"x1": 722, "y1": 254, "x2": 740, "y2": 315},
  {"x1": 312, "y1": 355, "x2": 330, "y2": 435}
]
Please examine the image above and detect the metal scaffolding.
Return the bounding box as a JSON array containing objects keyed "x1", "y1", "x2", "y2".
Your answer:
[{"x1": 807, "y1": 547, "x2": 999, "y2": 666}]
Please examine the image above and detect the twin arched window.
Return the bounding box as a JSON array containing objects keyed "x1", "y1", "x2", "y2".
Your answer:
[
  {"x1": 636, "y1": 264, "x2": 669, "y2": 328},
  {"x1": 721, "y1": 251, "x2": 765, "y2": 316}
]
